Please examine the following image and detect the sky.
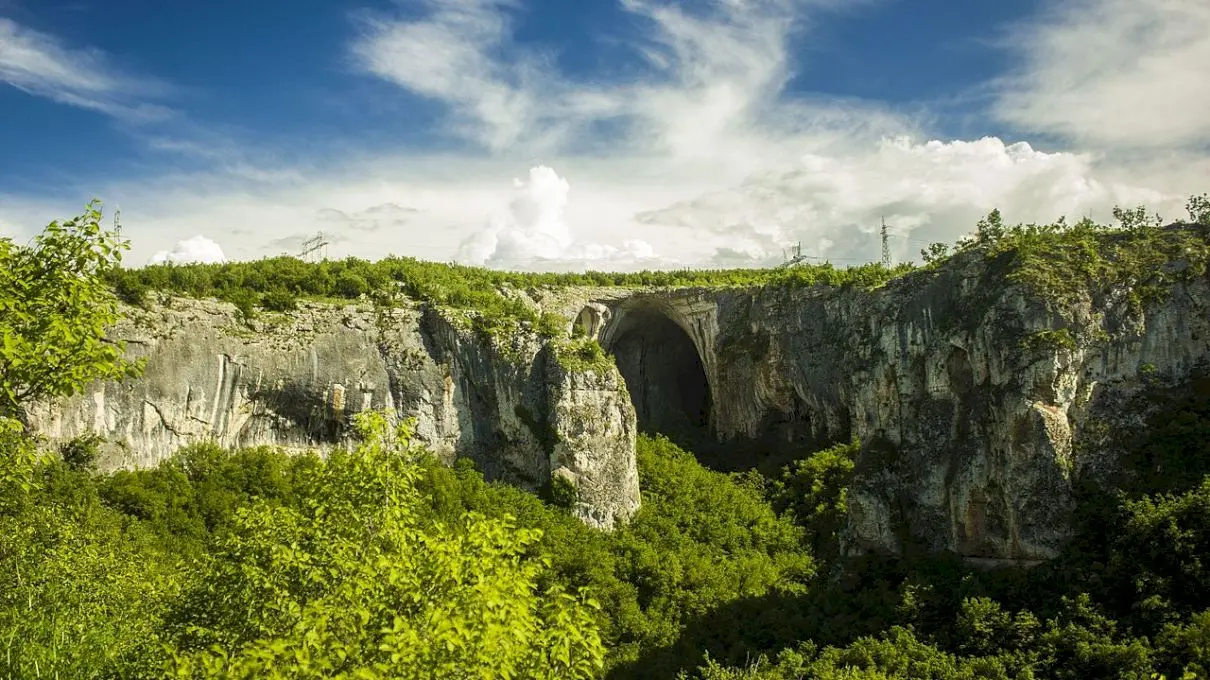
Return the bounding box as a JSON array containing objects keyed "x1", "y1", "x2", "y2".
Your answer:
[{"x1": 1, "y1": 0, "x2": 1208, "y2": 271}]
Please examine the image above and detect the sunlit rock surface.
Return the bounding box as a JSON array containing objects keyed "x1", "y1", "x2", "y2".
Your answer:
[
  {"x1": 587, "y1": 249, "x2": 1210, "y2": 562},
  {"x1": 27, "y1": 246, "x2": 1210, "y2": 554},
  {"x1": 25, "y1": 296, "x2": 641, "y2": 529}
]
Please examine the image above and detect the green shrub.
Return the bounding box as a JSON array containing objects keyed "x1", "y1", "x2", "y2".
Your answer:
[
  {"x1": 259, "y1": 289, "x2": 298, "y2": 312},
  {"x1": 113, "y1": 274, "x2": 149, "y2": 307},
  {"x1": 334, "y1": 270, "x2": 370, "y2": 298},
  {"x1": 59, "y1": 433, "x2": 104, "y2": 471}
]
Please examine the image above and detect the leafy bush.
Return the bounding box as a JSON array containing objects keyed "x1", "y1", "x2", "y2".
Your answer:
[
  {"x1": 58, "y1": 432, "x2": 104, "y2": 471},
  {"x1": 113, "y1": 274, "x2": 150, "y2": 306},
  {"x1": 259, "y1": 289, "x2": 297, "y2": 312},
  {"x1": 0, "y1": 200, "x2": 142, "y2": 418},
  {"x1": 767, "y1": 438, "x2": 859, "y2": 562}
]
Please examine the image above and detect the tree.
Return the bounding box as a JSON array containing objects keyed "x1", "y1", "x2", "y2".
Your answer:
[
  {"x1": 1113, "y1": 204, "x2": 1163, "y2": 230},
  {"x1": 0, "y1": 200, "x2": 142, "y2": 421},
  {"x1": 920, "y1": 242, "x2": 950, "y2": 265},
  {"x1": 1187, "y1": 194, "x2": 1210, "y2": 226},
  {"x1": 167, "y1": 410, "x2": 606, "y2": 679}
]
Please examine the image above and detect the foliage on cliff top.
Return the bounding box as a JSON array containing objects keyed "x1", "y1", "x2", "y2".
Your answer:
[
  {"x1": 918, "y1": 193, "x2": 1210, "y2": 310},
  {"x1": 107, "y1": 254, "x2": 914, "y2": 306},
  {"x1": 104, "y1": 191, "x2": 1210, "y2": 332},
  {"x1": 552, "y1": 336, "x2": 617, "y2": 373},
  {"x1": 103, "y1": 246, "x2": 914, "y2": 338}
]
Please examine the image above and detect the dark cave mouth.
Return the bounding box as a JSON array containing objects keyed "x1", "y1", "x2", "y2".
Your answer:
[{"x1": 605, "y1": 310, "x2": 712, "y2": 449}]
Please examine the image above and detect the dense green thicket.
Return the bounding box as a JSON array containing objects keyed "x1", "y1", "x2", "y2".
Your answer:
[
  {"x1": 0, "y1": 428, "x2": 812, "y2": 678},
  {"x1": 106, "y1": 256, "x2": 913, "y2": 309},
  {"x1": 6, "y1": 414, "x2": 1210, "y2": 679}
]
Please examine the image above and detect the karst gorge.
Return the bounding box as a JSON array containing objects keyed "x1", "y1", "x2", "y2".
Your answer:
[{"x1": 4, "y1": 197, "x2": 1210, "y2": 678}]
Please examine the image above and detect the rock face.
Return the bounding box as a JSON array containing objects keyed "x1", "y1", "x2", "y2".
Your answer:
[
  {"x1": 26, "y1": 247, "x2": 1210, "y2": 555},
  {"x1": 25, "y1": 297, "x2": 641, "y2": 529},
  {"x1": 587, "y1": 250, "x2": 1210, "y2": 563}
]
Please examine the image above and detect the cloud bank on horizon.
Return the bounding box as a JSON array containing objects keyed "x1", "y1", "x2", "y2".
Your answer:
[{"x1": 0, "y1": 0, "x2": 1207, "y2": 271}]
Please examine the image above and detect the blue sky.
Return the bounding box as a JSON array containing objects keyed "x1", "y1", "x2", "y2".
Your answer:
[{"x1": 1, "y1": 0, "x2": 1207, "y2": 269}]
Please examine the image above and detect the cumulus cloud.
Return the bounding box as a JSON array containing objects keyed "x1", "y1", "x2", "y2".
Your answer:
[
  {"x1": 457, "y1": 166, "x2": 660, "y2": 271},
  {"x1": 0, "y1": 17, "x2": 173, "y2": 121},
  {"x1": 638, "y1": 136, "x2": 1182, "y2": 265},
  {"x1": 994, "y1": 0, "x2": 1210, "y2": 150},
  {"x1": 149, "y1": 235, "x2": 227, "y2": 265}
]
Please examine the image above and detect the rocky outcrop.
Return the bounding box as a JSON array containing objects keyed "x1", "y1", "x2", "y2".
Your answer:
[
  {"x1": 25, "y1": 296, "x2": 641, "y2": 529},
  {"x1": 588, "y1": 249, "x2": 1210, "y2": 563},
  {"x1": 26, "y1": 240, "x2": 1210, "y2": 554}
]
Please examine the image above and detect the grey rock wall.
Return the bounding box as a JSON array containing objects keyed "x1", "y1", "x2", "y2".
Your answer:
[
  {"x1": 590, "y1": 251, "x2": 1210, "y2": 562},
  {"x1": 25, "y1": 296, "x2": 641, "y2": 529},
  {"x1": 26, "y1": 245, "x2": 1210, "y2": 554}
]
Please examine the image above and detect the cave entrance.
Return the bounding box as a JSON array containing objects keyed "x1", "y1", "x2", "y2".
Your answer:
[{"x1": 602, "y1": 306, "x2": 712, "y2": 451}]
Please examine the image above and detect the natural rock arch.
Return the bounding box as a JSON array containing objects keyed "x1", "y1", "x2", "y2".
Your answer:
[{"x1": 596, "y1": 303, "x2": 711, "y2": 449}]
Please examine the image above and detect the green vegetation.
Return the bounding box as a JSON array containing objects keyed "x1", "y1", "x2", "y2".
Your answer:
[
  {"x1": 0, "y1": 200, "x2": 143, "y2": 418},
  {"x1": 104, "y1": 249, "x2": 913, "y2": 347},
  {"x1": 108, "y1": 257, "x2": 914, "y2": 311},
  {"x1": 1020, "y1": 328, "x2": 1078, "y2": 353},
  {"x1": 7, "y1": 197, "x2": 1210, "y2": 678},
  {"x1": 7, "y1": 398, "x2": 1210, "y2": 678},
  {"x1": 553, "y1": 336, "x2": 617, "y2": 373},
  {"x1": 921, "y1": 199, "x2": 1210, "y2": 314}
]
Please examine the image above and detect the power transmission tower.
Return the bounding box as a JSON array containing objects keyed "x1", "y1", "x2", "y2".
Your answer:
[
  {"x1": 880, "y1": 216, "x2": 891, "y2": 267},
  {"x1": 297, "y1": 231, "x2": 330, "y2": 262},
  {"x1": 778, "y1": 242, "x2": 806, "y2": 269}
]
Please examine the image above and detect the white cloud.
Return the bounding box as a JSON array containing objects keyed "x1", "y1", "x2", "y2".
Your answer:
[
  {"x1": 347, "y1": 0, "x2": 889, "y2": 165},
  {"x1": 149, "y1": 235, "x2": 227, "y2": 266},
  {"x1": 637, "y1": 136, "x2": 1184, "y2": 265},
  {"x1": 457, "y1": 166, "x2": 661, "y2": 271},
  {"x1": 994, "y1": 0, "x2": 1210, "y2": 150},
  {"x1": 0, "y1": 17, "x2": 173, "y2": 121},
  {"x1": 2, "y1": 0, "x2": 1207, "y2": 273},
  {"x1": 351, "y1": 0, "x2": 588, "y2": 152}
]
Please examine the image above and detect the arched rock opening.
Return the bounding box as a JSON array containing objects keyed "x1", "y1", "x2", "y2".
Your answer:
[{"x1": 600, "y1": 305, "x2": 711, "y2": 449}]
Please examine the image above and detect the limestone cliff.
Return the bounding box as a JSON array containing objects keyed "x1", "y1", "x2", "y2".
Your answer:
[
  {"x1": 26, "y1": 229, "x2": 1210, "y2": 557},
  {"x1": 585, "y1": 245, "x2": 1210, "y2": 563},
  {"x1": 25, "y1": 296, "x2": 640, "y2": 529}
]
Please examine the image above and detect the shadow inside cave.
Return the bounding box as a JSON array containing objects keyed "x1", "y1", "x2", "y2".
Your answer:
[
  {"x1": 602, "y1": 304, "x2": 825, "y2": 474},
  {"x1": 600, "y1": 304, "x2": 827, "y2": 474},
  {"x1": 605, "y1": 306, "x2": 713, "y2": 456}
]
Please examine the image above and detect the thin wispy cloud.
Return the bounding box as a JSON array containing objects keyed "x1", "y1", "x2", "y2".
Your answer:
[
  {"x1": 994, "y1": 0, "x2": 1210, "y2": 150},
  {"x1": 0, "y1": 17, "x2": 173, "y2": 121}
]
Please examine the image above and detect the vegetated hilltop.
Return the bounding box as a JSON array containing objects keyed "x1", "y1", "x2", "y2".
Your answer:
[
  {"x1": 104, "y1": 196, "x2": 1210, "y2": 346},
  {"x1": 2, "y1": 194, "x2": 1210, "y2": 679}
]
